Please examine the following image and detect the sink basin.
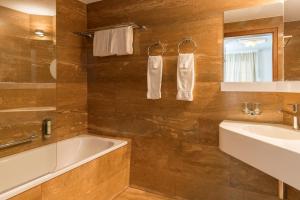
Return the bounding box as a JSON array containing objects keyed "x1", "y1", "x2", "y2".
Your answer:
[
  {"x1": 244, "y1": 125, "x2": 300, "y2": 140},
  {"x1": 219, "y1": 120, "x2": 300, "y2": 190}
]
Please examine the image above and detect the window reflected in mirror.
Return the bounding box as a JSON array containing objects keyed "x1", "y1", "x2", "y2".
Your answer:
[
  {"x1": 223, "y1": 2, "x2": 284, "y2": 83},
  {"x1": 224, "y1": 33, "x2": 273, "y2": 82}
]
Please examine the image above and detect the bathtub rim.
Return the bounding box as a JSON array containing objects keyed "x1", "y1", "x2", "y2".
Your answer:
[{"x1": 0, "y1": 134, "x2": 128, "y2": 200}]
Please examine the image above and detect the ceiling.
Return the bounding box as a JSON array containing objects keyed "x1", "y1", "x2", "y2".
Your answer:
[
  {"x1": 224, "y1": 0, "x2": 300, "y2": 23},
  {"x1": 225, "y1": 34, "x2": 273, "y2": 53},
  {"x1": 285, "y1": 0, "x2": 300, "y2": 22},
  {"x1": 224, "y1": 2, "x2": 284, "y2": 23},
  {"x1": 0, "y1": 0, "x2": 56, "y2": 16}
]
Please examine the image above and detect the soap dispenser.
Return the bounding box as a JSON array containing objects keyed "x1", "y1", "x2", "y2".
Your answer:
[{"x1": 42, "y1": 119, "x2": 52, "y2": 138}]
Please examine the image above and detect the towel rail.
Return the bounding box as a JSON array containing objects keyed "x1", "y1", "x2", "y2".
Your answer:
[
  {"x1": 178, "y1": 37, "x2": 197, "y2": 53},
  {"x1": 148, "y1": 41, "x2": 166, "y2": 56},
  {"x1": 0, "y1": 134, "x2": 38, "y2": 150},
  {"x1": 73, "y1": 22, "x2": 147, "y2": 38}
]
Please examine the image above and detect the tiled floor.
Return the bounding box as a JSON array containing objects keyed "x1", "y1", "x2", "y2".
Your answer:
[{"x1": 114, "y1": 188, "x2": 174, "y2": 200}]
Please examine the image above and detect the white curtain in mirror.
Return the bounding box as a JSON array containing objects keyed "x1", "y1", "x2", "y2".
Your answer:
[
  {"x1": 224, "y1": 51, "x2": 258, "y2": 82},
  {"x1": 224, "y1": 34, "x2": 273, "y2": 82}
]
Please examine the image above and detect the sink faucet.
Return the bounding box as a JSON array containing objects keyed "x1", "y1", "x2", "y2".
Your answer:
[
  {"x1": 280, "y1": 104, "x2": 299, "y2": 130},
  {"x1": 243, "y1": 102, "x2": 262, "y2": 116}
]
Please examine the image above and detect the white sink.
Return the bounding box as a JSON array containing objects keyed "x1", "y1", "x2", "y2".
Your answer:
[{"x1": 219, "y1": 120, "x2": 300, "y2": 190}]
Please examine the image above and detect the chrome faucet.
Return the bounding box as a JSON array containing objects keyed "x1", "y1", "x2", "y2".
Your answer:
[{"x1": 280, "y1": 104, "x2": 299, "y2": 130}]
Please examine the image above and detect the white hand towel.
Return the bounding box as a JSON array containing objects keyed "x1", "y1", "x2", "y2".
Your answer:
[
  {"x1": 177, "y1": 53, "x2": 195, "y2": 101},
  {"x1": 147, "y1": 56, "x2": 163, "y2": 99},
  {"x1": 93, "y1": 29, "x2": 112, "y2": 57},
  {"x1": 111, "y1": 26, "x2": 133, "y2": 56}
]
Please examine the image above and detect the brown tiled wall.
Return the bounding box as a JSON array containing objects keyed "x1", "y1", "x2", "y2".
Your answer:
[
  {"x1": 2, "y1": 0, "x2": 300, "y2": 199},
  {"x1": 55, "y1": 0, "x2": 87, "y2": 140},
  {"x1": 284, "y1": 21, "x2": 300, "y2": 81},
  {"x1": 86, "y1": 0, "x2": 300, "y2": 199}
]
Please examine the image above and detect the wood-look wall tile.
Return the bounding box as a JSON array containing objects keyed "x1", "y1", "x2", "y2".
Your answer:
[
  {"x1": 10, "y1": 185, "x2": 42, "y2": 200},
  {"x1": 114, "y1": 188, "x2": 173, "y2": 200},
  {"x1": 284, "y1": 21, "x2": 300, "y2": 81},
  {"x1": 42, "y1": 146, "x2": 130, "y2": 200},
  {"x1": 55, "y1": 0, "x2": 87, "y2": 140},
  {"x1": 0, "y1": 88, "x2": 56, "y2": 110},
  {"x1": 228, "y1": 157, "x2": 277, "y2": 196},
  {"x1": 87, "y1": 0, "x2": 300, "y2": 199}
]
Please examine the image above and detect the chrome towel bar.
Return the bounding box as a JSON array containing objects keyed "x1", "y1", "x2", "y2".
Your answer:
[
  {"x1": 0, "y1": 134, "x2": 38, "y2": 150},
  {"x1": 73, "y1": 22, "x2": 147, "y2": 38}
]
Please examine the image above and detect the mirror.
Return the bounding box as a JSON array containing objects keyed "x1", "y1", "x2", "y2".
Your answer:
[
  {"x1": 284, "y1": 0, "x2": 300, "y2": 81},
  {"x1": 0, "y1": 0, "x2": 56, "y2": 83},
  {"x1": 0, "y1": 0, "x2": 56, "y2": 140},
  {"x1": 223, "y1": 2, "x2": 284, "y2": 82}
]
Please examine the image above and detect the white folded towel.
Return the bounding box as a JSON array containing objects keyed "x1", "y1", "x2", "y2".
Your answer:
[
  {"x1": 111, "y1": 26, "x2": 133, "y2": 56},
  {"x1": 177, "y1": 53, "x2": 195, "y2": 101},
  {"x1": 147, "y1": 56, "x2": 163, "y2": 99},
  {"x1": 93, "y1": 29, "x2": 112, "y2": 57}
]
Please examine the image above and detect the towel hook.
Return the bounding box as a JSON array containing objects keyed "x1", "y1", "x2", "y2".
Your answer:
[
  {"x1": 178, "y1": 37, "x2": 197, "y2": 53},
  {"x1": 147, "y1": 41, "x2": 166, "y2": 56}
]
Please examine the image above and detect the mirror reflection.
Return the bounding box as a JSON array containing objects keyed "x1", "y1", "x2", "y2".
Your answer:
[
  {"x1": 0, "y1": 0, "x2": 56, "y2": 83},
  {"x1": 224, "y1": 33, "x2": 273, "y2": 82},
  {"x1": 223, "y1": 2, "x2": 284, "y2": 82},
  {"x1": 284, "y1": 0, "x2": 300, "y2": 81},
  {"x1": 0, "y1": 0, "x2": 56, "y2": 122}
]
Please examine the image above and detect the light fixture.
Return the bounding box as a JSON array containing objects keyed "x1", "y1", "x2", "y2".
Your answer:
[
  {"x1": 239, "y1": 38, "x2": 267, "y2": 47},
  {"x1": 34, "y1": 30, "x2": 45, "y2": 37}
]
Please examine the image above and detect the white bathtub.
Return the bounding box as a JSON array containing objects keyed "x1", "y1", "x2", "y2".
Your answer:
[{"x1": 0, "y1": 134, "x2": 127, "y2": 200}]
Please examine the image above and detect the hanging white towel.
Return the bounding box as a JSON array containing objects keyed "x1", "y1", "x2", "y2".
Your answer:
[
  {"x1": 111, "y1": 26, "x2": 133, "y2": 56},
  {"x1": 147, "y1": 56, "x2": 163, "y2": 100},
  {"x1": 93, "y1": 29, "x2": 112, "y2": 57},
  {"x1": 177, "y1": 53, "x2": 195, "y2": 101}
]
